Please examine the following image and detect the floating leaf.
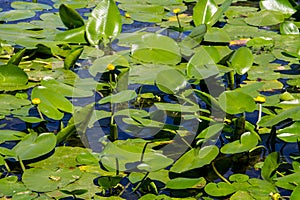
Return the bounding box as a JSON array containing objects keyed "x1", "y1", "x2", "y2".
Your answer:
[
  {"x1": 31, "y1": 85, "x2": 74, "y2": 120},
  {"x1": 86, "y1": 0, "x2": 122, "y2": 45},
  {"x1": 165, "y1": 177, "x2": 206, "y2": 189},
  {"x1": 187, "y1": 46, "x2": 219, "y2": 80},
  {"x1": 0, "y1": 64, "x2": 28, "y2": 90},
  {"x1": 170, "y1": 145, "x2": 219, "y2": 173},
  {"x1": 155, "y1": 69, "x2": 187, "y2": 94},
  {"x1": 218, "y1": 90, "x2": 256, "y2": 114},
  {"x1": 0, "y1": 176, "x2": 27, "y2": 197},
  {"x1": 220, "y1": 132, "x2": 259, "y2": 154},
  {"x1": 131, "y1": 33, "x2": 181, "y2": 65},
  {"x1": 0, "y1": 130, "x2": 26, "y2": 144},
  {"x1": 98, "y1": 90, "x2": 137, "y2": 104},
  {"x1": 22, "y1": 168, "x2": 81, "y2": 192},
  {"x1": 0, "y1": 10, "x2": 36, "y2": 22},
  {"x1": 245, "y1": 10, "x2": 284, "y2": 26},
  {"x1": 12, "y1": 132, "x2": 56, "y2": 161},
  {"x1": 204, "y1": 182, "x2": 236, "y2": 197},
  {"x1": 11, "y1": 1, "x2": 52, "y2": 10}
]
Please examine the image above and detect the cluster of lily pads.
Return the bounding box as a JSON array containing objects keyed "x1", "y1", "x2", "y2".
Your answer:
[{"x1": 0, "y1": 0, "x2": 300, "y2": 199}]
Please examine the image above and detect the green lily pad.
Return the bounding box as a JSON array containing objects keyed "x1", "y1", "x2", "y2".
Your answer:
[
  {"x1": 218, "y1": 90, "x2": 256, "y2": 114},
  {"x1": 155, "y1": 69, "x2": 187, "y2": 94},
  {"x1": 22, "y1": 168, "x2": 81, "y2": 192},
  {"x1": 89, "y1": 54, "x2": 129, "y2": 76},
  {"x1": 204, "y1": 182, "x2": 236, "y2": 197},
  {"x1": 220, "y1": 132, "x2": 259, "y2": 154},
  {"x1": 100, "y1": 140, "x2": 173, "y2": 172},
  {"x1": 0, "y1": 176, "x2": 27, "y2": 197},
  {"x1": 29, "y1": 146, "x2": 91, "y2": 169},
  {"x1": 187, "y1": 46, "x2": 219, "y2": 80},
  {"x1": 11, "y1": 1, "x2": 52, "y2": 11},
  {"x1": 31, "y1": 85, "x2": 74, "y2": 120},
  {"x1": 170, "y1": 145, "x2": 219, "y2": 173},
  {"x1": 0, "y1": 130, "x2": 27, "y2": 144},
  {"x1": 0, "y1": 10, "x2": 36, "y2": 22},
  {"x1": 131, "y1": 33, "x2": 181, "y2": 65},
  {"x1": 98, "y1": 90, "x2": 137, "y2": 104},
  {"x1": 12, "y1": 132, "x2": 56, "y2": 161},
  {"x1": 245, "y1": 10, "x2": 284, "y2": 26},
  {"x1": 0, "y1": 64, "x2": 28, "y2": 89},
  {"x1": 165, "y1": 177, "x2": 206, "y2": 189}
]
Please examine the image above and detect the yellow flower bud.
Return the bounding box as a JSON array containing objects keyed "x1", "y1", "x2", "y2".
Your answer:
[
  {"x1": 125, "y1": 13, "x2": 131, "y2": 18},
  {"x1": 254, "y1": 96, "x2": 266, "y2": 104},
  {"x1": 32, "y1": 97, "x2": 41, "y2": 105},
  {"x1": 107, "y1": 63, "x2": 115, "y2": 71},
  {"x1": 173, "y1": 8, "x2": 181, "y2": 14}
]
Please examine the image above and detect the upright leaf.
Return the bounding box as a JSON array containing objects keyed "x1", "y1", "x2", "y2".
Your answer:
[
  {"x1": 229, "y1": 47, "x2": 253, "y2": 75},
  {"x1": 59, "y1": 4, "x2": 84, "y2": 29},
  {"x1": 193, "y1": 0, "x2": 218, "y2": 26},
  {"x1": 86, "y1": 0, "x2": 122, "y2": 45},
  {"x1": 260, "y1": 0, "x2": 296, "y2": 18},
  {"x1": 261, "y1": 152, "x2": 280, "y2": 182}
]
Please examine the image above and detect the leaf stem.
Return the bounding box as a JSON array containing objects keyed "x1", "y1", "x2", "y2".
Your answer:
[
  {"x1": 212, "y1": 161, "x2": 230, "y2": 184},
  {"x1": 18, "y1": 156, "x2": 26, "y2": 172}
]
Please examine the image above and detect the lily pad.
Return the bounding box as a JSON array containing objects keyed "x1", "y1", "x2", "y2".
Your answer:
[
  {"x1": 165, "y1": 177, "x2": 206, "y2": 189},
  {"x1": 220, "y1": 132, "x2": 259, "y2": 154},
  {"x1": 0, "y1": 176, "x2": 27, "y2": 197},
  {"x1": 22, "y1": 168, "x2": 81, "y2": 192},
  {"x1": 0, "y1": 10, "x2": 36, "y2": 22},
  {"x1": 277, "y1": 122, "x2": 300, "y2": 142},
  {"x1": 12, "y1": 132, "x2": 56, "y2": 161},
  {"x1": 131, "y1": 33, "x2": 181, "y2": 65},
  {"x1": 155, "y1": 69, "x2": 187, "y2": 94},
  {"x1": 170, "y1": 145, "x2": 219, "y2": 173},
  {"x1": 218, "y1": 90, "x2": 256, "y2": 114},
  {"x1": 204, "y1": 182, "x2": 236, "y2": 197}
]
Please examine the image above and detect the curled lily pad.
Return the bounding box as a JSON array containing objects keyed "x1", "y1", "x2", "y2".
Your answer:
[
  {"x1": 280, "y1": 21, "x2": 300, "y2": 35},
  {"x1": 0, "y1": 64, "x2": 29, "y2": 90},
  {"x1": 59, "y1": 4, "x2": 84, "y2": 29},
  {"x1": 155, "y1": 69, "x2": 187, "y2": 94}
]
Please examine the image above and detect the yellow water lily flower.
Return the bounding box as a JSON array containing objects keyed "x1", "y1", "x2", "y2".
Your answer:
[
  {"x1": 107, "y1": 63, "x2": 115, "y2": 71},
  {"x1": 254, "y1": 96, "x2": 266, "y2": 103},
  {"x1": 32, "y1": 97, "x2": 41, "y2": 105},
  {"x1": 173, "y1": 8, "x2": 181, "y2": 14}
]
